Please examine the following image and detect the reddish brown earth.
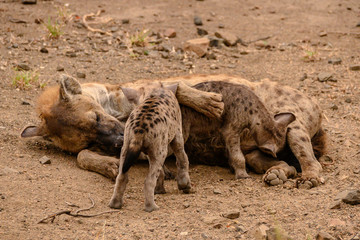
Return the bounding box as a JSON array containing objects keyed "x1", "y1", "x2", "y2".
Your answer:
[{"x1": 0, "y1": 0, "x2": 360, "y2": 239}]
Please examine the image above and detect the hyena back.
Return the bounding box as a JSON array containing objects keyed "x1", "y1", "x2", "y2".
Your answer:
[
  {"x1": 181, "y1": 81, "x2": 296, "y2": 179},
  {"x1": 109, "y1": 83, "x2": 191, "y2": 212}
]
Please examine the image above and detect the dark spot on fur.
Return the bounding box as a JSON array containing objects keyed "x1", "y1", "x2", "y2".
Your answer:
[
  {"x1": 138, "y1": 129, "x2": 144, "y2": 134},
  {"x1": 149, "y1": 109, "x2": 155, "y2": 113},
  {"x1": 249, "y1": 102, "x2": 252, "y2": 107},
  {"x1": 249, "y1": 109, "x2": 253, "y2": 115},
  {"x1": 146, "y1": 117, "x2": 151, "y2": 120},
  {"x1": 293, "y1": 126, "x2": 300, "y2": 130},
  {"x1": 300, "y1": 137, "x2": 307, "y2": 142},
  {"x1": 275, "y1": 88, "x2": 283, "y2": 95},
  {"x1": 160, "y1": 94, "x2": 165, "y2": 98},
  {"x1": 150, "y1": 123, "x2": 154, "y2": 128},
  {"x1": 142, "y1": 123, "x2": 147, "y2": 129},
  {"x1": 244, "y1": 107, "x2": 248, "y2": 111},
  {"x1": 143, "y1": 105, "x2": 149, "y2": 109}
]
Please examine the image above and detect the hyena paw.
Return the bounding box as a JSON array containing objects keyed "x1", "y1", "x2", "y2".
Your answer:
[
  {"x1": 296, "y1": 173, "x2": 322, "y2": 189},
  {"x1": 263, "y1": 168, "x2": 288, "y2": 186},
  {"x1": 109, "y1": 198, "x2": 123, "y2": 209},
  {"x1": 235, "y1": 169, "x2": 250, "y2": 179},
  {"x1": 144, "y1": 203, "x2": 159, "y2": 212},
  {"x1": 154, "y1": 184, "x2": 166, "y2": 194},
  {"x1": 177, "y1": 175, "x2": 191, "y2": 193}
]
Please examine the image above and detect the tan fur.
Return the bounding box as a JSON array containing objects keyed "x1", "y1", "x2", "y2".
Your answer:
[
  {"x1": 109, "y1": 83, "x2": 191, "y2": 212},
  {"x1": 22, "y1": 74, "x2": 326, "y2": 188}
]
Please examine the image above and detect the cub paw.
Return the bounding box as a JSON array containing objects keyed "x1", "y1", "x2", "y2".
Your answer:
[
  {"x1": 263, "y1": 168, "x2": 287, "y2": 186},
  {"x1": 144, "y1": 203, "x2": 159, "y2": 212}
]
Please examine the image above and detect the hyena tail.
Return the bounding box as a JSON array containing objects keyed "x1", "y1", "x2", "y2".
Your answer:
[
  {"x1": 122, "y1": 140, "x2": 142, "y2": 174},
  {"x1": 311, "y1": 127, "x2": 327, "y2": 159}
]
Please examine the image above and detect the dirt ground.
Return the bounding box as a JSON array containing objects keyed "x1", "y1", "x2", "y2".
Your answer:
[{"x1": 0, "y1": 0, "x2": 360, "y2": 239}]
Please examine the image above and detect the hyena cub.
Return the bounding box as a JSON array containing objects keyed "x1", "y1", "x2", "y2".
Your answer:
[
  {"x1": 181, "y1": 81, "x2": 296, "y2": 179},
  {"x1": 109, "y1": 82, "x2": 191, "y2": 212}
]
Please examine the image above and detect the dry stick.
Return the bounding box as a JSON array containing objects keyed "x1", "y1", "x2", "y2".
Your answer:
[
  {"x1": 38, "y1": 196, "x2": 120, "y2": 224},
  {"x1": 82, "y1": 10, "x2": 112, "y2": 36}
]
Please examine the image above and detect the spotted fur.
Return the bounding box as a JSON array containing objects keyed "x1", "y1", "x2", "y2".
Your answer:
[{"x1": 109, "y1": 83, "x2": 191, "y2": 212}]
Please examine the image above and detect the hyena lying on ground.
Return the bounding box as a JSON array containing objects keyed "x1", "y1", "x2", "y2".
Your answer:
[
  {"x1": 109, "y1": 83, "x2": 191, "y2": 212},
  {"x1": 21, "y1": 74, "x2": 326, "y2": 189},
  {"x1": 180, "y1": 81, "x2": 296, "y2": 181}
]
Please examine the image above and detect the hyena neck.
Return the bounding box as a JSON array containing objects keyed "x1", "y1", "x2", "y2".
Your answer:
[{"x1": 82, "y1": 83, "x2": 133, "y2": 121}]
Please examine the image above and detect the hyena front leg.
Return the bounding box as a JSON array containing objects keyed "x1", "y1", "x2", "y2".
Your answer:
[
  {"x1": 287, "y1": 127, "x2": 322, "y2": 189},
  {"x1": 144, "y1": 149, "x2": 168, "y2": 212},
  {"x1": 222, "y1": 127, "x2": 249, "y2": 179},
  {"x1": 77, "y1": 150, "x2": 119, "y2": 180},
  {"x1": 170, "y1": 133, "x2": 191, "y2": 193},
  {"x1": 109, "y1": 148, "x2": 129, "y2": 209}
]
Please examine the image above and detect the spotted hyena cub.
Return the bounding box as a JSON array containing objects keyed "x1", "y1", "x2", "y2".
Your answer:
[
  {"x1": 109, "y1": 82, "x2": 191, "y2": 212},
  {"x1": 181, "y1": 81, "x2": 296, "y2": 179}
]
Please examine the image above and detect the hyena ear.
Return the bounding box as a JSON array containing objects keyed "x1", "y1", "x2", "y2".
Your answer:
[
  {"x1": 165, "y1": 83, "x2": 179, "y2": 94},
  {"x1": 274, "y1": 112, "x2": 296, "y2": 128},
  {"x1": 59, "y1": 74, "x2": 82, "y2": 101},
  {"x1": 121, "y1": 87, "x2": 139, "y2": 104},
  {"x1": 20, "y1": 125, "x2": 45, "y2": 138}
]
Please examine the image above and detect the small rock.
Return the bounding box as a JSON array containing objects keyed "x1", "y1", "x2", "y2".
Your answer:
[
  {"x1": 206, "y1": 52, "x2": 216, "y2": 60},
  {"x1": 110, "y1": 26, "x2": 119, "y2": 32},
  {"x1": 22, "y1": 0, "x2": 37, "y2": 4},
  {"x1": 66, "y1": 51, "x2": 77, "y2": 58},
  {"x1": 317, "y1": 72, "x2": 335, "y2": 82},
  {"x1": 160, "y1": 52, "x2": 169, "y2": 59},
  {"x1": 164, "y1": 28, "x2": 176, "y2": 38},
  {"x1": 353, "y1": 168, "x2": 360, "y2": 174},
  {"x1": 40, "y1": 47, "x2": 48, "y2": 53},
  {"x1": 76, "y1": 72, "x2": 86, "y2": 79},
  {"x1": 342, "y1": 190, "x2": 360, "y2": 205},
  {"x1": 329, "y1": 200, "x2": 341, "y2": 209},
  {"x1": 349, "y1": 64, "x2": 360, "y2": 71},
  {"x1": 319, "y1": 31, "x2": 327, "y2": 37},
  {"x1": 254, "y1": 224, "x2": 269, "y2": 240},
  {"x1": 184, "y1": 38, "x2": 209, "y2": 57},
  {"x1": 56, "y1": 66, "x2": 65, "y2": 71},
  {"x1": 209, "y1": 37, "x2": 222, "y2": 48},
  {"x1": 21, "y1": 100, "x2": 31, "y2": 105},
  {"x1": 316, "y1": 231, "x2": 335, "y2": 240},
  {"x1": 201, "y1": 233, "x2": 209, "y2": 239},
  {"x1": 39, "y1": 156, "x2": 51, "y2": 164},
  {"x1": 267, "y1": 227, "x2": 291, "y2": 240},
  {"x1": 330, "y1": 104, "x2": 338, "y2": 110},
  {"x1": 121, "y1": 19, "x2": 130, "y2": 24},
  {"x1": 357, "y1": 22, "x2": 360, "y2": 27},
  {"x1": 12, "y1": 44, "x2": 18, "y2": 48},
  {"x1": 213, "y1": 189, "x2": 221, "y2": 194},
  {"x1": 16, "y1": 63, "x2": 30, "y2": 71},
  {"x1": 328, "y1": 58, "x2": 342, "y2": 65},
  {"x1": 213, "y1": 223, "x2": 222, "y2": 229},
  {"x1": 34, "y1": 18, "x2": 42, "y2": 24},
  {"x1": 194, "y1": 16, "x2": 203, "y2": 26},
  {"x1": 218, "y1": 24, "x2": 225, "y2": 28},
  {"x1": 328, "y1": 218, "x2": 346, "y2": 227},
  {"x1": 197, "y1": 28, "x2": 208, "y2": 36},
  {"x1": 183, "y1": 202, "x2": 190, "y2": 208},
  {"x1": 215, "y1": 30, "x2": 238, "y2": 46},
  {"x1": 209, "y1": 64, "x2": 218, "y2": 70},
  {"x1": 345, "y1": 98, "x2": 352, "y2": 103},
  {"x1": 222, "y1": 210, "x2": 240, "y2": 219},
  {"x1": 300, "y1": 73, "x2": 308, "y2": 81},
  {"x1": 180, "y1": 232, "x2": 188, "y2": 236}
]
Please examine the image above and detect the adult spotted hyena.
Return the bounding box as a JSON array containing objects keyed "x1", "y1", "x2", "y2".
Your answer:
[
  {"x1": 21, "y1": 74, "x2": 326, "y2": 188},
  {"x1": 109, "y1": 83, "x2": 191, "y2": 212}
]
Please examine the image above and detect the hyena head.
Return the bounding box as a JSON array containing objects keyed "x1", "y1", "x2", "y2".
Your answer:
[
  {"x1": 121, "y1": 82, "x2": 179, "y2": 105},
  {"x1": 252, "y1": 112, "x2": 296, "y2": 158},
  {"x1": 21, "y1": 75, "x2": 124, "y2": 154}
]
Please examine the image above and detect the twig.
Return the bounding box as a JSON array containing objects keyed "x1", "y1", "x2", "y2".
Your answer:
[
  {"x1": 38, "y1": 196, "x2": 120, "y2": 224},
  {"x1": 246, "y1": 35, "x2": 272, "y2": 44},
  {"x1": 82, "y1": 10, "x2": 112, "y2": 36}
]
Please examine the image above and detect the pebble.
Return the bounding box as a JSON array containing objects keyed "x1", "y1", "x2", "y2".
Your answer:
[
  {"x1": 201, "y1": 233, "x2": 209, "y2": 239},
  {"x1": 221, "y1": 210, "x2": 240, "y2": 219},
  {"x1": 121, "y1": 19, "x2": 130, "y2": 24},
  {"x1": 206, "y1": 52, "x2": 216, "y2": 60},
  {"x1": 300, "y1": 73, "x2": 308, "y2": 81},
  {"x1": 76, "y1": 72, "x2": 86, "y2": 78},
  {"x1": 180, "y1": 232, "x2": 188, "y2": 236},
  {"x1": 254, "y1": 224, "x2": 269, "y2": 240},
  {"x1": 329, "y1": 200, "x2": 341, "y2": 209},
  {"x1": 40, "y1": 47, "x2": 48, "y2": 53},
  {"x1": 328, "y1": 218, "x2": 346, "y2": 227},
  {"x1": 218, "y1": 24, "x2": 225, "y2": 28},
  {"x1": 357, "y1": 22, "x2": 360, "y2": 27},
  {"x1": 349, "y1": 64, "x2": 360, "y2": 71},
  {"x1": 183, "y1": 38, "x2": 209, "y2": 57},
  {"x1": 213, "y1": 189, "x2": 221, "y2": 194},
  {"x1": 66, "y1": 51, "x2": 77, "y2": 58},
  {"x1": 183, "y1": 202, "x2": 190, "y2": 208},
  {"x1": 39, "y1": 155, "x2": 51, "y2": 164},
  {"x1": 215, "y1": 30, "x2": 238, "y2": 46},
  {"x1": 21, "y1": 99, "x2": 31, "y2": 105},
  {"x1": 56, "y1": 66, "x2": 65, "y2": 71},
  {"x1": 328, "y1": 58, "x2": 341, "y2": 65},
  {"x1": 164, "y1": 28, "x2": 176, "y2": 38},
  {"x1": 319, "y1": 31, "x2": 327, "y2": 37},
  {"x1": 330, "y1": 104, "x2": 338, "y2": 110},
  {"x1": 197, "y1": 28, "x2": 208, "y2": 36},
  {"x1": 209, "y1": 37, "x2": 222, "y2": 48},
  {"x1": 345, "y1": 98, "x2": 351, "y2": 103},
  {"x1": 317, "y1": 72, "x2": 335, "y2": 82},
  {"x1": 316, "y1": 231, "x2": 335, "y2": 240},
  {"x1": 194, "y1": 16, "x2": 203, "y2": 26},
  {"x1": 16, "y1": 63, "x2": 30, "y2": 71},
  {"x1": 340, "y1": 190, "x2": 360, "y2": 205}
]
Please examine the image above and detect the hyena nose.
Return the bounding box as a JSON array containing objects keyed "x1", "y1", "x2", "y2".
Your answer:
[
  {"x1": 259, "y1": 144, "x2": 277, "y2": 158},
  {"x1": 114, "y1": 134, "x2": 124, "y2": 148}
]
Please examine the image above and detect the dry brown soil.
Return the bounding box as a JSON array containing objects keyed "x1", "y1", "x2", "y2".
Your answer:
[{"x1": 0, "y1": 0, "x2": 360, "y2": 239}]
